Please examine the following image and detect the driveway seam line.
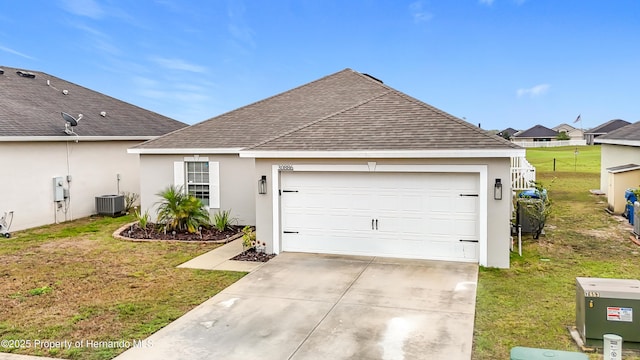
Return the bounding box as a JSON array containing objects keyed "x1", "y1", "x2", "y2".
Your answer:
[
  {"x1": 286, "y1": 256, "x2": 376, "y2": 360},
  {"x1": 220, "y1": 292, "x2": 336, "y2": 303}
]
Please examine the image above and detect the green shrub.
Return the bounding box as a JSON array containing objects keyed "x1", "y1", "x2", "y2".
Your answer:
[
  {"x1": 213, "y1": 210, "x2": 236, "y2": 232},
  {"x1": 155, "y1": 185, "x2": 210, "y2": 233},
  {"x1": 241, "y1": 225, "x2": 256, "y2": 250},
  {"x1": 134, "y1": 209, "x2": 150, "y2": 237}
]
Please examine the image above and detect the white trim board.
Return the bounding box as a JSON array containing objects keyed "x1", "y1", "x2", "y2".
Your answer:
[
  {"x1": 596, "y1": 139, "x2": 640, "y2": 147},
  {"x1": 128, "y1": 147, "x2": 243, "y2": 155},
  {"x1": 270, "y1": 163, "x2": 490, "y2": 266},
  {"x1": 2, "y1": 136, "x2": 157, "y2": 142},
  {"x1": 242, "y1": 149, "x2": 524, "y2": 159}
]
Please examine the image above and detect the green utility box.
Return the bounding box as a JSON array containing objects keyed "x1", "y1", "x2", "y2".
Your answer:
[
  {"x1": 510, "y1": 346, "x2": 588, "y2": 359},
  {"x1": 576, "y1": 277, "x2": 640, "y2": 346}
]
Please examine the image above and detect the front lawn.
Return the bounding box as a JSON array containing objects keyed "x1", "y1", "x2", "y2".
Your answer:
[
  {"x1": 473, "y1": 146, "x2": 640, "y2": 360},
  {"x1": 0, "y1": 215, "x2": 245, "y2": 360}
]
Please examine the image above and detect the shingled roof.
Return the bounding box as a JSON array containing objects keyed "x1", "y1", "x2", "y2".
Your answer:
[
  {"x1": 135, "y1": 68, "x2": 519, "y2": 151},
  {"x1": 596, "y1": 121, "x2": 640, "y2": 143},
  {"x1": 0, "y1": 66, "x2": 186, "y2": 138},
  {"x1": 512, "y1": 125, "x2": 558, "y2": 138},
  {"x1": 585, "y1": 119, "x2": 631, "y2": 135}
]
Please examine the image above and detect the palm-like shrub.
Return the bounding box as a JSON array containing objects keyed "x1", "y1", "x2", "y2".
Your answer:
[
  {"x1": 213, "y1": 209, "x2": 236, "y2": 232},
  {"x1": 155, "y1": 185, "x2": 210, "y2": 233}
]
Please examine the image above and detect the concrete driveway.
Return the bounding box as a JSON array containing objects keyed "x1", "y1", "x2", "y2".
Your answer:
[{"x1": 115, "y1": 253, "x2": 478, "y2": 360}]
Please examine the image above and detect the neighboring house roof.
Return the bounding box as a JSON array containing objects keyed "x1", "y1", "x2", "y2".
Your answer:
[
  {"x1": 585, "y1": 119, "x2": 630, "y2": 135},
  {"x1": 135, "y1": 68, "x2": 519, "y2": 152},
  {"x1": 552, "y1": 123, "x2": 576, "y2": 132},
  {"x1": 498, "y1": 128, "x2": 518, "y2": 137},
  {"x1": 512, "y1": 125, "x2": 558, "y2": 138},
  {"x1": 595, "y1": 121, "x2": 640, "y2": 146},
  {"x1": 0, "y1": 66, "x2": 186, "y2": 139}
]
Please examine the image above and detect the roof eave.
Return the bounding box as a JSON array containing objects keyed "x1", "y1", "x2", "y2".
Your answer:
[
  {"x1": 0, "y1": 136, "x2": 158, "y2": 142},
  {"x1": 240, "y1": 149, "x2": 525, "y2": 159},
  {"x1": 128, "y1": 147, "x2": 244, "y2": 155},
  {"x1": 596, "y1": 138, "x2": 640, "y2": 147}
]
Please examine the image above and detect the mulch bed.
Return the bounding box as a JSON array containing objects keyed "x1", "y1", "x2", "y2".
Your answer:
[
  {"x1": 231, "y1": 248, "x2": 277, "y2": 262},
  {"x1": 121, "y1": 223, "x2": 244, "y2": 242},
  {"x1": 120, "y1": 223, "x2": 277, "y2": 263}
]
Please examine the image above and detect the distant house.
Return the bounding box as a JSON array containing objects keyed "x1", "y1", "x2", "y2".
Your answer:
[
  {"x1": 512, "y1": 125, "x2": 558, "y2": 142},
  {"x1": 585, "y1": 119, "x2": 630, "y2": 145},
  {"x1": 552, "y1": 123, "x2": 584, "y2": 141},
  {"x1": 497, "y1": 127, "x2": 519, "y2": 140},
  {"x1": 0, "y1": 66, "x2": 186, "y2": 232},
  {"x1": 594, "y1": 121, "x2": 640, "y2": 213}
]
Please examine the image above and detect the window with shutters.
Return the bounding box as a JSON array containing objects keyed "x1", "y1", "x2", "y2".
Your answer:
[{"x1": 186, "y1": 162, "x2": 210, "y2": 206}]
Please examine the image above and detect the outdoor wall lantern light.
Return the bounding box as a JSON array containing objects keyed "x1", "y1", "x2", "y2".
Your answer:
[
  {"x1": 258, "y1": 175, "x2": 267, "y2": 195},
  {"x1": 494, "y1": 178, "x2": 503, "y2": 200}
]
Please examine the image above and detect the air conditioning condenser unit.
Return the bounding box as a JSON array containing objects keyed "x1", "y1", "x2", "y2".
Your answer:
[{"x1": 95, "y1": 195, "x2": 125, "y2": 216}]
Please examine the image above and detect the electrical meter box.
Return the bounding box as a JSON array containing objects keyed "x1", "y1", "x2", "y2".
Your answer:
[{"x1": 576, "y1": 277, "x2": 640, "y2": 346}]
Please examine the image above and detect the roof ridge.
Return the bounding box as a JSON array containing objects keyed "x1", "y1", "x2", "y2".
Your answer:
[
  {"x1": 386, "y1": 88, "x2": 519, "y2": 148},
  {"x1": 245, "y1": 90, "x2": 394, "y2": 150}
]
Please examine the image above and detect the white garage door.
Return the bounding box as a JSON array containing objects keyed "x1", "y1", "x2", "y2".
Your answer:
[{"x1": 280, "y1": 171, "x2": 480, "y2": 262}]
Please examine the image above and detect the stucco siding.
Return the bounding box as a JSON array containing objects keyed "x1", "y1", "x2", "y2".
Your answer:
[
  {"x1": 139, "y1": 154, "x2": 256, "y2": 226},
  {"x1": 253, "y1": 157, "x2": 512, "y2": 268},
  {"x1": 600, "y1": 144, "x2": 640, "y2": 195},
  {"x1": 1, "y1": 140, "x2": 141, "y2": 232}
]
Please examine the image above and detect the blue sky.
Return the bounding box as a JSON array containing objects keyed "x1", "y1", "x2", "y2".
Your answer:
[{"x1": 1, "y1": 0, "x2": 638, "y2": 130}]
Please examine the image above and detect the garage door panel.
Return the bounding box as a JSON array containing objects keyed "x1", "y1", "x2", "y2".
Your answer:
[
  {"x1": 455, "y1": 219, "x2": 478, "y2": 238},
  {"x1": 283, "y1": 231, "x2": 372, "y2": 254},
  {"x1": 281, "y1": 171, "x2": 479, "y2": 262}
]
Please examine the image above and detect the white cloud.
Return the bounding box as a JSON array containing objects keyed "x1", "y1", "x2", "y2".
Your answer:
[
  {"x1": 409, "y1": 1, "x2": 433, "y2": 23},
  {"x1": 0, "y1": 45, "x2": 35, "y2": 60},
  {"x1": 132, "y1": 75, "x2": 214, "y2": 123},
  {"x1": 70, "y1": 24, "x2": 122, "y2": 56},
  {"x1": 150, "y1": 57, "x2": 208, "y2": 73},
  {"x1": 517, "y1": 84, "x2": 550, "y2": 97},
  {"x1": 60, "y1": 0, "x2": 105, "y2": 19},
  {"x1": 227, "y1": 1, "x2": 256, "y2": 48},
  {"x1": 479, "y1": 0, "x2": 526, "y2": 6}
]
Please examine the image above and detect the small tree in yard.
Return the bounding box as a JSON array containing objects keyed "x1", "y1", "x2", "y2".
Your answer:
[
  {"x1": 556, "y1": 131, "x2": 570, "y2": 140},
  {"x1": 155, "y1": 185, "x2": 210, "y2": 233}
]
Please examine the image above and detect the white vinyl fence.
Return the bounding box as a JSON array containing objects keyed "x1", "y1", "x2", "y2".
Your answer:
[
  {"x1": 511, "y1": 157, "x2": 536, "y2": 191},
  {"x1": 511, "y1": 139, "x2": 587, "y2": 148}
]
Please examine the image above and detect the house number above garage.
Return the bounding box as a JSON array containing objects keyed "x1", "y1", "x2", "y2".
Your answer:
[{"x1": 279, "y1": 165, "x2": 294, "y2": 171}]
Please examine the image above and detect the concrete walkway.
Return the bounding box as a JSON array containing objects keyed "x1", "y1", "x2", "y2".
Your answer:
[
  {"x1": 116, "y1": 253, "x2": 478, "y2": 360},
  {"x1": 178, "y1": 239, "x2": 264, "y2": 272}
]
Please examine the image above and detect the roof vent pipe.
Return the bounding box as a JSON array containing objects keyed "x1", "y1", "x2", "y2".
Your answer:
[
  {"x1": 16, "y1": 70, "x2": 36, "y2": 78},
  {"x1": 62, "y1": 90, "x2": 69, "y2": 95}
]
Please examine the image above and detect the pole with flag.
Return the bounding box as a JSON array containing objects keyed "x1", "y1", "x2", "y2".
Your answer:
[
  {"x1": 573, "y1": 114, "x2": 581, "y2": 124},
  {"x1": 574, "y1": 114, "x2": 583, "y2": 134}
]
